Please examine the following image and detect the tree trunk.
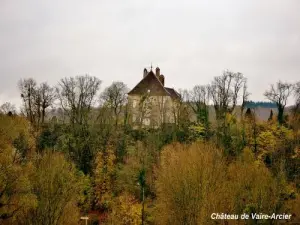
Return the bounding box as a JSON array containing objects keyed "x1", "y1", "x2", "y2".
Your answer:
[{"x1": 278, "y1": 106, "x2": 284, "y2": 125}]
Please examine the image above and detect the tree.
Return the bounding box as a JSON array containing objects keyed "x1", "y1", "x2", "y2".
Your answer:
[
  {"x1": 209, "y1": 70, "x2": 246, "y2": 151},
  {"x1": 294, "y1": 81, "x2": 300, "y2": 112},
  {"x1": 209, "y1": 70, "x2": 246, "y2": 120},
  {"x1": 35, "y1": 82, "x2": 56, "y2": 124},
  {"x1": 188, "y1": 85, "x2": 210, "y2": 125},
  {"x1": 56, "y1": 75, "x2": 101, "y2": 125},
  {"x1": 227, "y1": 148, "x2": 286, "y2": 219},
  {"x1": 108, "y1": 193, "x2": 142, "y2": 225},
  {"x1": 155, "y1": 142, "x2": 227, "y2": 225},
  {"x1": 268, "y1": 109, "x2": 274, "y2": 122},
  {"x1": 172, "y1": 89, "x2": 191, "y2": 130},
  {"x1": 94, "y1": 147, "x2": 116, "y2": 211},
  {"x1": 19, "y1": 78, "x2": 37, "y2": 124},
  {"x1": 19, "y1": 79, "x2": 56, "y2": 127},
  {"x1": 0, "y1": 102, "x2": 16, "y2": 115},
  {"x1": 264, "y1": 81, "x2": 293, "y2": 124},
  {"x1": 241, "y1": 78, "x2": 251, "y2": 119},
  {"x1": 0, "y1": 115, "x2": 37, "y2": 223},
  {"x1": 0, "y1": 144, "x2": 36, "y2": 223},
  {"x1": 155, "y1": 142, "x2": 290, "y2": 225},
  {"x1": 20, "y1": 152, "x2": 86, "y2": 225},
  {"x1": 100, "y1": 81, "x2": 129, "y2": 126}
]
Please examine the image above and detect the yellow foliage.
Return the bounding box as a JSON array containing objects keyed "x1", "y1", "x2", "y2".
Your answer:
[
  {"x1": 155, "y1": 142, "x2": 227, "y2": 225},
  {"x1": 225, "y1": 112, "x2": 237, "y2": 125},
  {"x1": 0, "y1": 115, "x2": 36, "y2": 158},
  {"x1": 155, "y1": 143, "x2": 290, "y2": 225},
  {"x1": 94, "y1": 148, "x2": 116, "y2": 209},
  {"x1": 21, "y1": 152, "x2": 85, "y2": 225},
  {"x1": 188, "y1": 123, "x2": 206, "y2": 139},
  {"x1": 227, "y1": 148, "x2": 282, "y2": 215},
  {"x1": 0, "y1": 115, "x2": 37, "y2": 223},
  {"x1": 108, "y1": 193, "x2": 142, "y2": 225},
  {"x1": 257, "y1": 122, "x2": 294, "y2": 160}
]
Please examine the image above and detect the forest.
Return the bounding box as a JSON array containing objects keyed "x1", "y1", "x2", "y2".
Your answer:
[{"x1": 0, "y1": 70, "x2": 299, "y2": 225}]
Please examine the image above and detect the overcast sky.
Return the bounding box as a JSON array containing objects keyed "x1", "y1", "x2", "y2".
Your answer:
[{"x1": 0, "y1": 0, "x2": 299, "y2": 107}]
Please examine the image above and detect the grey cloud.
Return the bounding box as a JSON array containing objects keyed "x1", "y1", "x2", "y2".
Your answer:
[{"x1": 0, "y1": 0, "x2": 299, "y2": 106}]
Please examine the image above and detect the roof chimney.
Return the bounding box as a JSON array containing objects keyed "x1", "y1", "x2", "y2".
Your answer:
[
  {"x1": 143, "y1": 68, "x2": 148, "y2": 78},
  {"x1": 159, "y1": 74, "x2": 165, "y2": 86},
  {"x1": 155, "y1": 67, "x2": 160, "y2": 77}
]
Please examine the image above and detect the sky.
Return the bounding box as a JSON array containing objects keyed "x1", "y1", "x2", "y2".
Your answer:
[{"x1": 0, "y1": 0, "x2": 299, "y2": 107}]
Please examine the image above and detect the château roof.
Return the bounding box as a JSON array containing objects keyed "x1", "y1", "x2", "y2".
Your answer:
[{"x1": 128, "y1": 70, "x2": 180, "y2": 99}]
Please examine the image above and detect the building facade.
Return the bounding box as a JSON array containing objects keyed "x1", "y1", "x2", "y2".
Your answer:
[{"x1": 127, "y1": 67, "x2": 180, "y2": 128}]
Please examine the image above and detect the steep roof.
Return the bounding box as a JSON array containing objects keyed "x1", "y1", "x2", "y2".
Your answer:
[
  {"x1": 128, "y1": 70, "x2": 169, "y2": 96},
  {"x1": 128, "y1": 69, "x2": 180, "y2": 99},
  {"x1": 165, "y1": 87, "x2": 181, "y2": 99}
]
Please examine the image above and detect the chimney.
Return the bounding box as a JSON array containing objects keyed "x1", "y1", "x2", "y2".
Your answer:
[
  {"x1": 155, "y1": 67, "x2": 160, "y2": 77},
  {"x1": 159, "y1": 74, "x2": 165, "y2": 86},
  {"x1": 143, "y1": 68, "x2": 148, "y2": 78}
]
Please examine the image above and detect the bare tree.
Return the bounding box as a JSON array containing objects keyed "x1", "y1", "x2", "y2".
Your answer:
[
  {"x1": 31, "y1": 82, "x2": 56, "y2": 126},
  {"x1": 209, "y1": 70, "x2": 245, "y2": 120},
  {"x1": 172, "y1": 89, "x2": 191, "y2": 128},
  {"x1": 241, "y1": 78, "x2": 251, "y2": 119},
  {"x1": 56, "y1": 75, "x2": 101, "y2": 125},
  {"x1": 294, "y1": 81, "x2": 300, "y2": 111},
  {"x1": 18, "y1": 78, "x2": 37, "y2": 123},
  {"x1": 0, "y1": 102, "x2": 16, "y2": 115},
  {"x1": 264, "y1": 81, "x2": 293, "y2": 124},
  {"x1": 100, "y1": 81, "x2": 129, "y2": 126},
  {"x1": 19, "y1": 79, "x2": 56, "y2": 126},
  {"x1": 188, "y1": 85, "x2": 210, "y2": 124},
  {"x1": 38, "y1": 82, "x2": 56, "y2": 124}
]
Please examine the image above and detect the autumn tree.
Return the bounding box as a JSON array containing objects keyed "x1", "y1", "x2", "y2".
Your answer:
[
  {"x1": 226, "y1": 148, "x2": 288, "y2": 221},
  {"x1": 107, "y1": 193, "x2": 142, "y2": 225},
  {"x1": 155, "y1": 142, "x2": 227, "y2": 225},
  {"x1": 56, "y1": 75, "x2": 101, "y2": 125},
  {"x1": 94, "y1": 147, "x2": 116, "y2": 211},
  {"x1": 0, "y1": 114, "x2": 36, "y2": 223},
  {"x1": 100, "y1": 81, "x2": 129, "y2": 126},
  {"x1": 155, "y1": 142, "x2": 293, "y2": 225},
  {"x1": 20, "y1": 152, "x2": 86, "y2": 225},
  {"x1": 264, "y1": 81, "x2": 293, "y2": 124}
]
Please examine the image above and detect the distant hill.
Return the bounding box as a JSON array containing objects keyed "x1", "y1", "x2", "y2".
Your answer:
[{"x1": 244, "y1": 101, "x2": 277, "y2": 109}]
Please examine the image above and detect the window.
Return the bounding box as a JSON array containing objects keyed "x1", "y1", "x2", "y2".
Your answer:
[
  {"x1": 143, "y1": 118, "x2": 150, "y2": 126},
  {"x1": 133, "y1": 100, "x2": 137, "y2": 108}
]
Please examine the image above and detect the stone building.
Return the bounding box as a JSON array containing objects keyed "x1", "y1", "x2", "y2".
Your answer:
[{"x1": 127, "y1": 67, "x2": 180, "y2": 128}]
